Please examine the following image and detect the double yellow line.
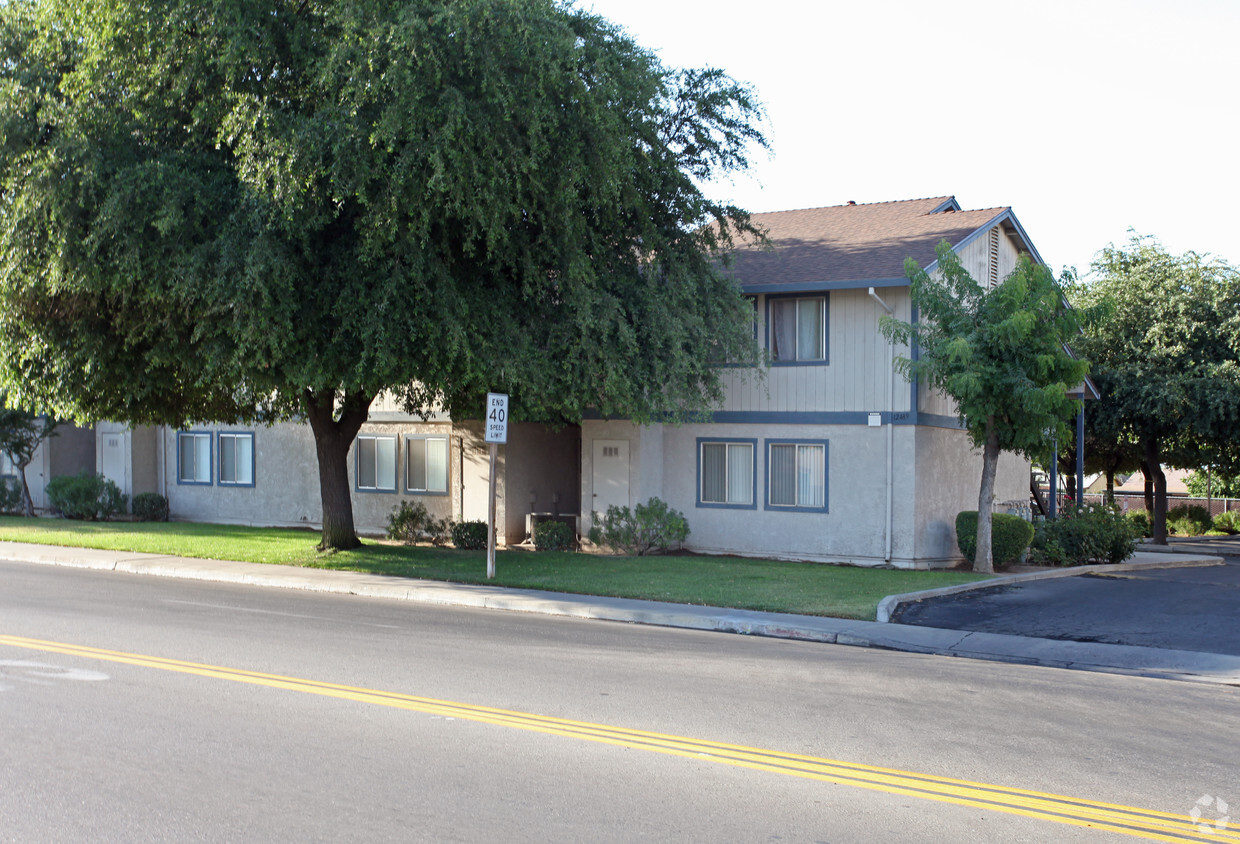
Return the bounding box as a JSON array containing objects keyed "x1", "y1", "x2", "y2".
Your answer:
[{"x1": 2, "y1": 633, "x2": 1232, "y2": 842}]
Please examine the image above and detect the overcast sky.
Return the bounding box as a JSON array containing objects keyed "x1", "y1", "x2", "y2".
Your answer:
[{"x1": 583, "y1": 0, "x2": 1240, "y2": 277}]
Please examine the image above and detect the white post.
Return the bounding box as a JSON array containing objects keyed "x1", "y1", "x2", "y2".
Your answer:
[
  {"x1": 487, "y1": 441, "x2": 498, "y2": 579},
  {"x1": 483, "y1": 392, "x2": 508, "y2": 580}
]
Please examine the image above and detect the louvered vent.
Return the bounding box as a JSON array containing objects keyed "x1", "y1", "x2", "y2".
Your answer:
[{"x1": 987, "y1": 227, "x2": 1000, "y2": 288}]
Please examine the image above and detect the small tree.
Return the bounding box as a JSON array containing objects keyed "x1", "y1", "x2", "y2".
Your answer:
[
  {"x1": 882, "y1": 245, "x2": 1089, "y2": 572},
  {"x1": 0, "y1": 396, "x2": 58, "y2": 517}
]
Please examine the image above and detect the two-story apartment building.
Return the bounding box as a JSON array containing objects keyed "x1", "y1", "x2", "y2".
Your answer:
[
  {"x1": 579, "y1": 196, "x2": 1038, "y2": 567},
  {"x1": 60, "y1": 195, "x2": 1051, "y2": 567}
]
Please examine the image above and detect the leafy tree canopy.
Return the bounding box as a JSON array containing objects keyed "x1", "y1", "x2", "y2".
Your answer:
[
  {"x1": 1184, "y1": 469, "x2": 1240, "y2": 500},
  {"x1": 1068, "y1": 234, "x2": 1240, "y2": 542},
  {"x1": 0, "y1": 0, "x2": 768, "y2": 548},
  {"x1": 883, "y1": 245, "x2": 1089, "y2": 571}
]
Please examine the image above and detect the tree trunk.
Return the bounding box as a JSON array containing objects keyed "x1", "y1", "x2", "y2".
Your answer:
[
  {"x1": 16, "y1": 460, "x2": 34, "y2": 517},
  {"x1": 1144, "y1": 437, "x2": 1168, "y2": 545},
  {"x1": 1104, "y1": 468, "x2": 1116, "y2": 505},
  {"x1": 973, "y1": 421, "x2": 1000, "y2": 574},
  {"x1": 1141, "y1": 458, "x2": 1154, "y2": 515},
  {"x1": 303, "y1": 389, "x2": 374, "y2": 551}
]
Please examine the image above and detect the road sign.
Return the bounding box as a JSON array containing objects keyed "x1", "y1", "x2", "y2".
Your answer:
[{"x1": 485, "y1": 393, "x2": 508, "y2": 444}]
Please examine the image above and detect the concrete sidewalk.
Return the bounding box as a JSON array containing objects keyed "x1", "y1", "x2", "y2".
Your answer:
[{"x1": 3, "y1": 541, "x2": 1237, "y2": 687}]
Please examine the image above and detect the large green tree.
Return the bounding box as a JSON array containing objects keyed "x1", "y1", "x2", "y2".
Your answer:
[
  {"x1": 1069, "y1": 236, "x2": 1240, "y2": 544},
  {"x1": 0, "y1": 0, "x2": 767, "y2": 549},
  {"x1": 883, "y1": 246, "x2": 1089, "y2": 572}
]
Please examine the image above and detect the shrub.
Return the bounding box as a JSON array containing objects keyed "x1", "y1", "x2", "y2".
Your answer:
[
  {"x1": 387, "y1": 500, "x2": 429, "y2": 544},
  {"x1": 533, "y1": 519, "x2": 575, "y2": 552},
  {"x1": 386, "y1": 501, "x2": 452, "y2": 546},
  {"x1": 131, "y1": 492, "x2": 170, "y2": 522},
  {"x1": 1125, "y1": 510, "x2": 1151, "y2": 538},
  {"x1": 1167, "y1": 504, "x2": 1212, "y2": 537},
  {"x1": 46, "y1": 472, "x2": 126, "y2": 521},
  {"x1": 1029, "y1": 502, "x2": 1139, "y2": 566},
  {"x1": 588, "y1": 497, "x2": 689, "y2": 556},
  {"x1": 955, "y1": 511, "x2": 1035, "y2": 567},
  {"x1": 0, "y1": 476, "x2": 21, "y2": 514},
  {"x1": 451, "y1": 520, "x2": 489, "y2": 550},
  {"x1": 1213, "y1": 510, "x2": 1240, "y2": 535}
]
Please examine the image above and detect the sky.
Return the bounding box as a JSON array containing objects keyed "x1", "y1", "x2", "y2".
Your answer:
[{"x1": 582, "y1": 0, "x2": 1240, "y2": 277}]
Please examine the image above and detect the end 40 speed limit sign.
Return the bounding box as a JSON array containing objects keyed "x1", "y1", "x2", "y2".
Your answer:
[{"x1": 485, "y1": 393, "x2": 508, "y2": 444}]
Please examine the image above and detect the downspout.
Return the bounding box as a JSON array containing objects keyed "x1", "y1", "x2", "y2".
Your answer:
[{"x1": 868, "y1": 288, "x2": 895, "y2": 564}]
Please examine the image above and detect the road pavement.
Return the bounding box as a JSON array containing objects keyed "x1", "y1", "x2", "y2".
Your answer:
[
  {"x1": 4, "y1": 561, "x2": 1238, "y2": 842},
  {"x1": 1, "y1": 539, "x2": 1236, "y2": 686}
]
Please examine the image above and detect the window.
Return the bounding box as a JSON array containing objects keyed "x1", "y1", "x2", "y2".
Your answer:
[
  {"x1": 767, "y1": 440, "x2": 828, "y2": 512},
  {"x1": 697, "y1": 438, "x2": 756, "y2": 509},
  {"x1": 218, "y1": 432, "x2": 255, "y2": 487},
  {"x1": 769, "y1": 296, "x2": 827, "y2": 362},
  {"x1": 0, "y1": 450, "x2": 15, "y2": 477},
  {"x1": 356, "y1": 434, "x2": 397, "y2": 492},
  {"x1": 177, "y1": 432, "x2": 212, "y2": 485},
  {"x1": 405, "y1": 435, "x2": 448, "y2": 494}
]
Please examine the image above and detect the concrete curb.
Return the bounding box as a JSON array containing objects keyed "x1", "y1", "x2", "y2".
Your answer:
[
  {"x1": 4, "y1": 541, "x2": 1237, "y2": 686},
  {"x1": 875, "y1": 553, "x2": 1225, "y2": 623}
]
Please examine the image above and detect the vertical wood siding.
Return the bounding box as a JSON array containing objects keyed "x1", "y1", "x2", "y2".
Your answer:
[{"x1": 718, "y1": 287, "x2": 913, "y2": 413}]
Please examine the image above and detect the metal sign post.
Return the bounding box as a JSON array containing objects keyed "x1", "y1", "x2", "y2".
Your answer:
[{"x1": 484, "y1": 393, "x2": 508, "y2": 579}]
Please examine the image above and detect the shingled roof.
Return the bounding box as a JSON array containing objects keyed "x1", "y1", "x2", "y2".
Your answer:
[{"x1": 726, "y1": 196, "x2": 1020, "y2": 292}]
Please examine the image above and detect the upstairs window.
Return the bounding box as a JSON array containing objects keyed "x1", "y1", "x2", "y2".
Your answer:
[{"x1": 770, "y1": 296, "x2": 827, "y2": 362}]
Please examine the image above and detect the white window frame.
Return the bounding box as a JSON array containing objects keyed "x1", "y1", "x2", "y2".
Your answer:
[
  {"x1": 405, "y1": 435, "x2": 449, "y2": 495},
  {"x1": 218, "y1": 431, "x2": 255, "y2": 487},
  {"x1": 769, "y1": 295, "x2": 827, "y2": 363},
  {"x1": 697, "y1": 438, "x2": 756, "y2": 509},
  {"x1": 766, "y1": 439, "x2": 828, "y2": 513},
  {"x1": 355, "y1": 434, "x2": 397, "y2": 493},
  {"x1": 177, "y1": 431, "x2": 213, "y2": 486}
]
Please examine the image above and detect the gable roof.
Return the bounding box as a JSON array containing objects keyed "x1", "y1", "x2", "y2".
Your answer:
[{"x1": 726, "y1": 196, "x2": 1038, "y2": 293}]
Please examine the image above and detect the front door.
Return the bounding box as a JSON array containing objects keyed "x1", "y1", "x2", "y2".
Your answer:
[{"x1": 591, "y1": 440, "x2": 630, "y2": 519}]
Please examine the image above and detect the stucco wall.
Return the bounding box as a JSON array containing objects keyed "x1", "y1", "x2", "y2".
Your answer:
[
  {"x1": 912, "y1": 425, "x2": 1031, "y2": 566},
  {"x1": 163, "y1": 420, "x2": 461, "y2": 534},
  {"x1": 582, "y1": 419, "x2": 952, "y2": 566}
]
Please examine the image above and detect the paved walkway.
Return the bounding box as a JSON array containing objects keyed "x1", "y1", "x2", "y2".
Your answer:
[{"x1": 2, "y1": 540, "x2": 1236, "y2": 686}]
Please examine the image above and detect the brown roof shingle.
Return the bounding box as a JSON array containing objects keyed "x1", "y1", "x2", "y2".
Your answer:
[{"x1": 728, "y1": 197, "x2": 1010, "y2": 290}]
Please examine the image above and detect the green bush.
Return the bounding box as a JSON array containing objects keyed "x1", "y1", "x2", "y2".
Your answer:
[
  {"x1": 1125, "y1": 510, "x2": 1151, "y2": 538},
  {"x1": 1029, "y1": 502, "x2": 1139, "y2": 566},
  {"x1": 955, "y1": 511, "x2": 1035, "y2": 567},
  {"x1": 0, "y1": 476, "x2": 21, "y2": 514},
  {"x1": 46, "y1": 472, "x2": 126, "y2": 521},
  {"x1": 1213, "y1": 510, "x2": 1240, "y2": 535},
  {"x1": 1167, "y1": 504, "x2": 1212, "y2": 536},
  {"x1": 588, "y1": 497, "x2": 689, "y2": 556},
  {"x1": 131, "y1": 492, "x2": 170, "y2": 522},
  {"x1": 451, "y1": 520, "x2": 489, "y2": 550},
  {"x1": 386, "y1": 501, "x2": 451, "y2": 545},
  {"x1": 533, "y1": 519, "x2": 575, "y2": 552}
]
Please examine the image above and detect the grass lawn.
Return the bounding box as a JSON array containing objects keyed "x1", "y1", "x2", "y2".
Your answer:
[{"x1": 0, "y1": 517, "x2": 994, "y2": 620}]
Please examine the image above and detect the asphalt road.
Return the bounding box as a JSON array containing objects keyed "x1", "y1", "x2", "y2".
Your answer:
[
  {"x1": 3, "y1": 560, "x2": 1239, "y2": 842},
  {"x1": 894, "y1": 549, "x2": 1240, "y2": 656}
]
